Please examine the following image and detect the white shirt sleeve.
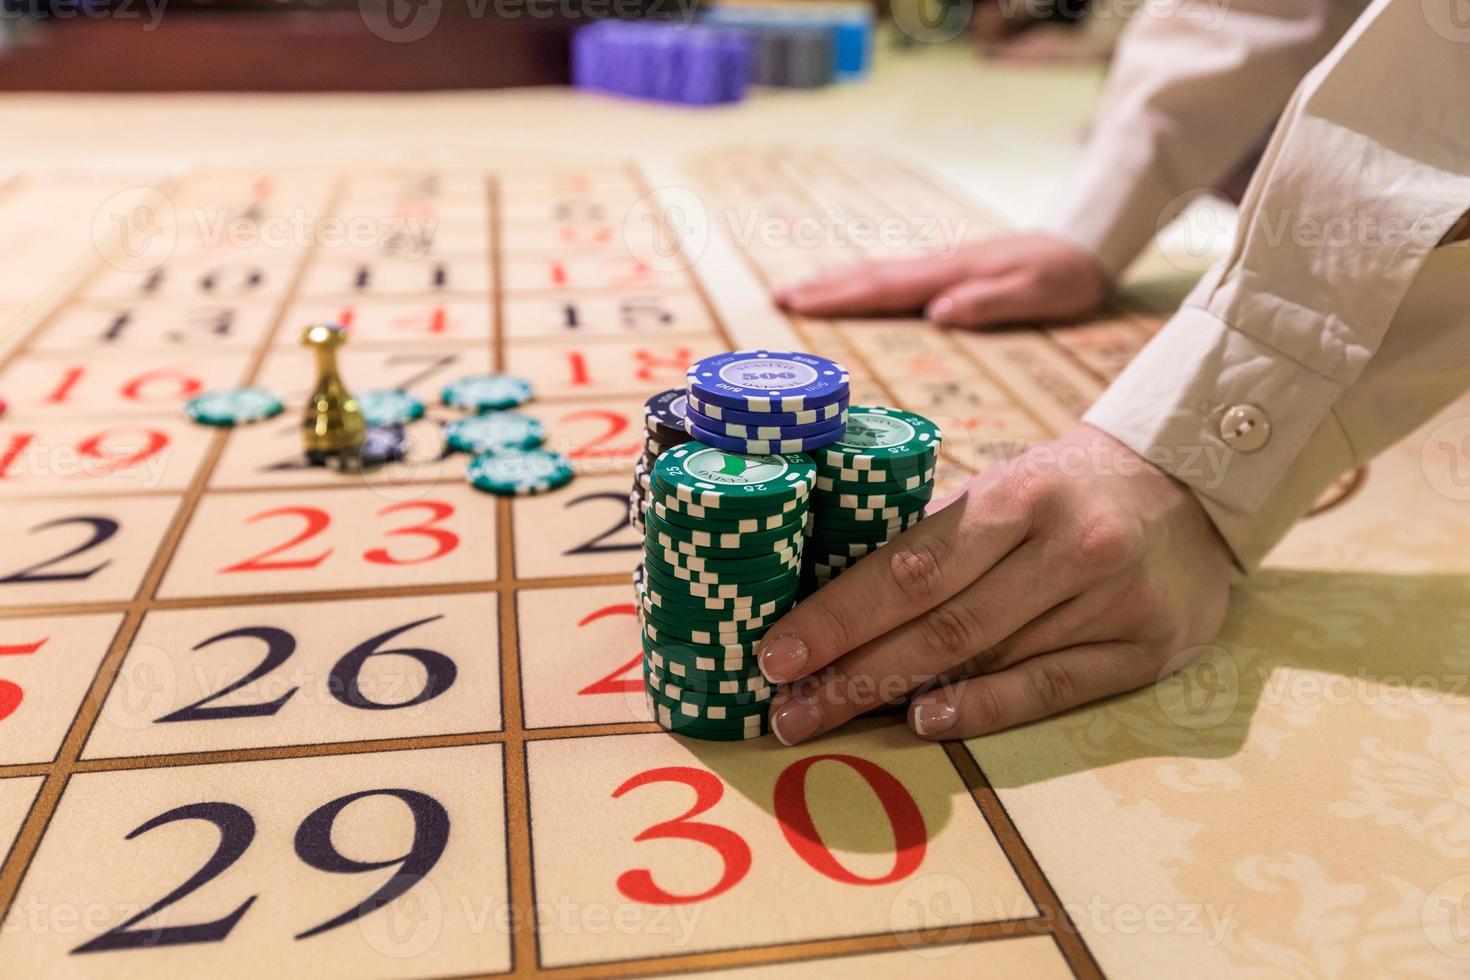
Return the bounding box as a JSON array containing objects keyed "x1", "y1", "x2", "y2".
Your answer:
[
  {"x1": 1043, "y1": 0, "x2": 1365, "y2": 278},
  {"x1": 1083, "y1": 0, "x2": 1470, "y2": 567}
]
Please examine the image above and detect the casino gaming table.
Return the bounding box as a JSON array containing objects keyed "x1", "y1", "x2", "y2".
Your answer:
[{"x1": 0, "y1": 41, "x2": 1465, "y2": 980}]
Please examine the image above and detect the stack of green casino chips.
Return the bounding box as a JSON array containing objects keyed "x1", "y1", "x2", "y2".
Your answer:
[
  {"x1": 805, "y1": 406, "x2": 941, "y2": 588},
  {"x1": 637, "y1": 441, "x2": 816, "y2": 741}
]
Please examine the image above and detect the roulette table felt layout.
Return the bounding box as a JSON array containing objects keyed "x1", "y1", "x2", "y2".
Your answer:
[{"x1": 0, "y1": 145, "x2": 1465, "y2": 980}]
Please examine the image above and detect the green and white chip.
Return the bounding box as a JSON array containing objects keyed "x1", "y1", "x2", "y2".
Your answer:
[
  {"x1": 466, "y1": 448, "x2": 573, "y2": 496},
  {"x1": 446, "y1": 412, "x2": 546, "y2": 453},
  {"x1": 818, "y1": 406, "x2": 941, "y2": 471},
  {"x1": 645, "y1": 656, "x2": 769, "y2": 692},
  {"x1": 641, "y1": 613, "x2": 768, "y2": 649},
  {"x1": 643, "y1": 563, "x2": 798, "y2": 601},
  {"x1": 185, "y1": 386, "x2": 284, "y2": 427},
  {"x1": 643, "y1": 638, "x2": 754, "y2": 673},
  {"x1": 441, "y1": 373, "x2": 534, "y2": 412},
  {"x1": 654, "y1": 443, "x2": 815, "y2": 511},
  {"x1": 646, "y1": 682, "x2": 772, "y2": 720},
  {"x1": 817, "y1": 465, "x2": 935, "y2": 490},
  {"x1": 647, "y1": 498, "x2": 795, "y2": 535},
  {"x1": 644, "y1": 508, "x2": 805, "y2": 553},
  {"x1": 645, "y1": 671, "x2": 773, "y2": 708},
  {"x1": 644, "y1": 550, "x2": 800, "y2": 584},
  {"x1": 356, "y1": 388, "x2": 425, "y2": 427},
  {"x1": 650, "y1": 701, "x2": 770, "y2": 740}
]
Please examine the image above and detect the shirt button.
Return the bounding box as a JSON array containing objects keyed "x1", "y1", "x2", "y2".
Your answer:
[{"x1": 1219, "y1": 404, "x2": 1270, "y2": 452}]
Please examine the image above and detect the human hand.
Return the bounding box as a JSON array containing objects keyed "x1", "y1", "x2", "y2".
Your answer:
[
  {"x1": 758, "y1": 424, "x2": 1235, "y2": 743},
  {"x1": 772, "y1": 233, "x2": 1109, "y2": 329}
]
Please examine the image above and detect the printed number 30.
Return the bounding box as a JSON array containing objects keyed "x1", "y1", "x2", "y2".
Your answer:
[{"x1": 613, "y1": 756, "x2": 927, "y2": 905}]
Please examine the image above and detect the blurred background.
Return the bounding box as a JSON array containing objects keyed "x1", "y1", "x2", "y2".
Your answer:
[{"x1": 0, "y1": 0, "x2": 1122, "y2": 92}]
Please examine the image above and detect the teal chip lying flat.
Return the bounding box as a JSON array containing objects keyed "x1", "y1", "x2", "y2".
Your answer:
[
  {"x1": 441, "y1": 374, "x2": 534, "y2": 412},
  {"x1": 446, "y1": 412, "x2": 546, "y2": 453},
  {"x1": 356, "y1": 388, "x2": 425, "y2": 427},
  {"x1": 185, "y1": 386, "x2": 284, "y2": 426},
  {"x1": 466, "y1": 448, "x2": 573, "y2": 495}
]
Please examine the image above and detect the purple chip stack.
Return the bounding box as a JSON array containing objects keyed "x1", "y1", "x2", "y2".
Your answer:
[{"x1": 572, "y1": 20, "x2": 752, "y2": 106}]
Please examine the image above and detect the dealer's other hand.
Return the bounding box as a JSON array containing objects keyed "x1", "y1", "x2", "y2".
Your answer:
[
  {"x1": 758, "y1": 424, "x2": 1234, "y2": 744},
  {"x1": 772, "y1": 233, "x2": 1108, "y2": 329}
]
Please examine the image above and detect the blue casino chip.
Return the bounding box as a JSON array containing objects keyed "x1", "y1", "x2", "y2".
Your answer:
[
  {"x1": 685, "y1": 350, "x2": 849, "y2": 413},
  {"x1": 685, "y1": 415, "x2": 847, "y2": 455},
  {"x1": 684, "y1": 402, "x2": 847, "y2": 441},
  {"x1": 687, "y1": 393, "x2": 845, "y2": 428}
]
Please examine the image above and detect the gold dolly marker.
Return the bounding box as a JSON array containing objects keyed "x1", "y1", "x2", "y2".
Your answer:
[{"x1": 301, "y1": 322, "x2": 366, "y2": 468}]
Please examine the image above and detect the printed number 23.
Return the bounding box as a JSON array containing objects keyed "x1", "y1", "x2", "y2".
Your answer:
[{"x1": 221, "y1": 501, "x2": 459, "y2": 573}]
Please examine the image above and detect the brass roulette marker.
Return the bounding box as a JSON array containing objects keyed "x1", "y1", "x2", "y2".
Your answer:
[{"x1": 300, "y1": 322, "x2": 366, "y2": 467}]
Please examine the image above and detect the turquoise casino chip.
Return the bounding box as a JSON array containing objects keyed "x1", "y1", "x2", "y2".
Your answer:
[
  {"x1": 441, "y1": 373, "x2": 535, "y2": 412},
  {"x1": 185, "y1": 386, "x2": 284, "y2": 426},
  {"x1": 466, "y1": 448, "x2": 573, "y2": 496},
  {"x1": 446, "y1": 412, "x2": 546, "y2": 453},
  {"x1": 356, "y1": 388, "x2": 424, "y2": 427}
]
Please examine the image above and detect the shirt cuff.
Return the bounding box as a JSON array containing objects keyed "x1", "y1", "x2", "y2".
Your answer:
[{"x1": 1082, "y1": 300, "x2": 1348, "y2": 567}]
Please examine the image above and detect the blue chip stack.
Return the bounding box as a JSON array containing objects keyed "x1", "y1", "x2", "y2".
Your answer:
[
  {"x1": 683, "y1": 350, "x2": 851, "y2": 454},
  {"x1": 572, "y1": 20, "x2": 753, "y2": 106}
]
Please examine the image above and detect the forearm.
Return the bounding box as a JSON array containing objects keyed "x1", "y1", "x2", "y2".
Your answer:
[
  {"x1": 1044, "y1": 0, "x2": 1363, "y2": 278},
  {"x1": 1082, "y1": 0, "x2": 1470, "y2": 568}
]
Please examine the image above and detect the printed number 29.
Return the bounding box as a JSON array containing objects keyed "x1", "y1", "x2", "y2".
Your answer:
[{"x1": 74, "y1": 789, "x2": 449, "y2": 954}]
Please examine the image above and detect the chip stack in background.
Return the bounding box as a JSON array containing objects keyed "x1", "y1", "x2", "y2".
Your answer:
[
  {"x1": 750, "y1": 24, "x2": 833, "y2": 89},
  {"x1": 637, "y1": 443, "x2": 816, "y2": 741},
  {"x1": 700, "y1": 1, "x2": 874, "y2": 83},
  {"x1": 630, "y1": 388, "x2": 693, "y2": 533},
  {"x1": 572, "y1": 21, "x2": 753, "y2": 106},
  {"x1": 683, "y1": 350, "x2": 850, "y2": 454},
  {"x1": 805, "y1": 406, "x2": 942, "y2": 588}
]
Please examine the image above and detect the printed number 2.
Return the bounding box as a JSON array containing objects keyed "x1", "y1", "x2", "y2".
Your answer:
[
  {"x1": 563, "y1": 493, "x2": 639, "y2": 557},
  {"x1": 0, "y1": 517, "x2": 119, "y2": 585},
  {"x1": 576, "y1": 603, "x2": 640, "y2": 696}
]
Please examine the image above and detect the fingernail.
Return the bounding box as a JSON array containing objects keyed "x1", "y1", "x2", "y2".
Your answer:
[
  {"x1": 772, "y1": 287, "x2": 795, "y2": 307},
  {"x1": 912, "y1": 699, "x2": 957, "y2": 738},
  {"x1": 771, "y1": 697, "x2": 822, "y2": 746},
  {"x1": 927, "y1": 297, "x2": 954, "y2": 323},
  {"x1": 759, "y1": 633, "x2": 808, "y2": 682}
]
